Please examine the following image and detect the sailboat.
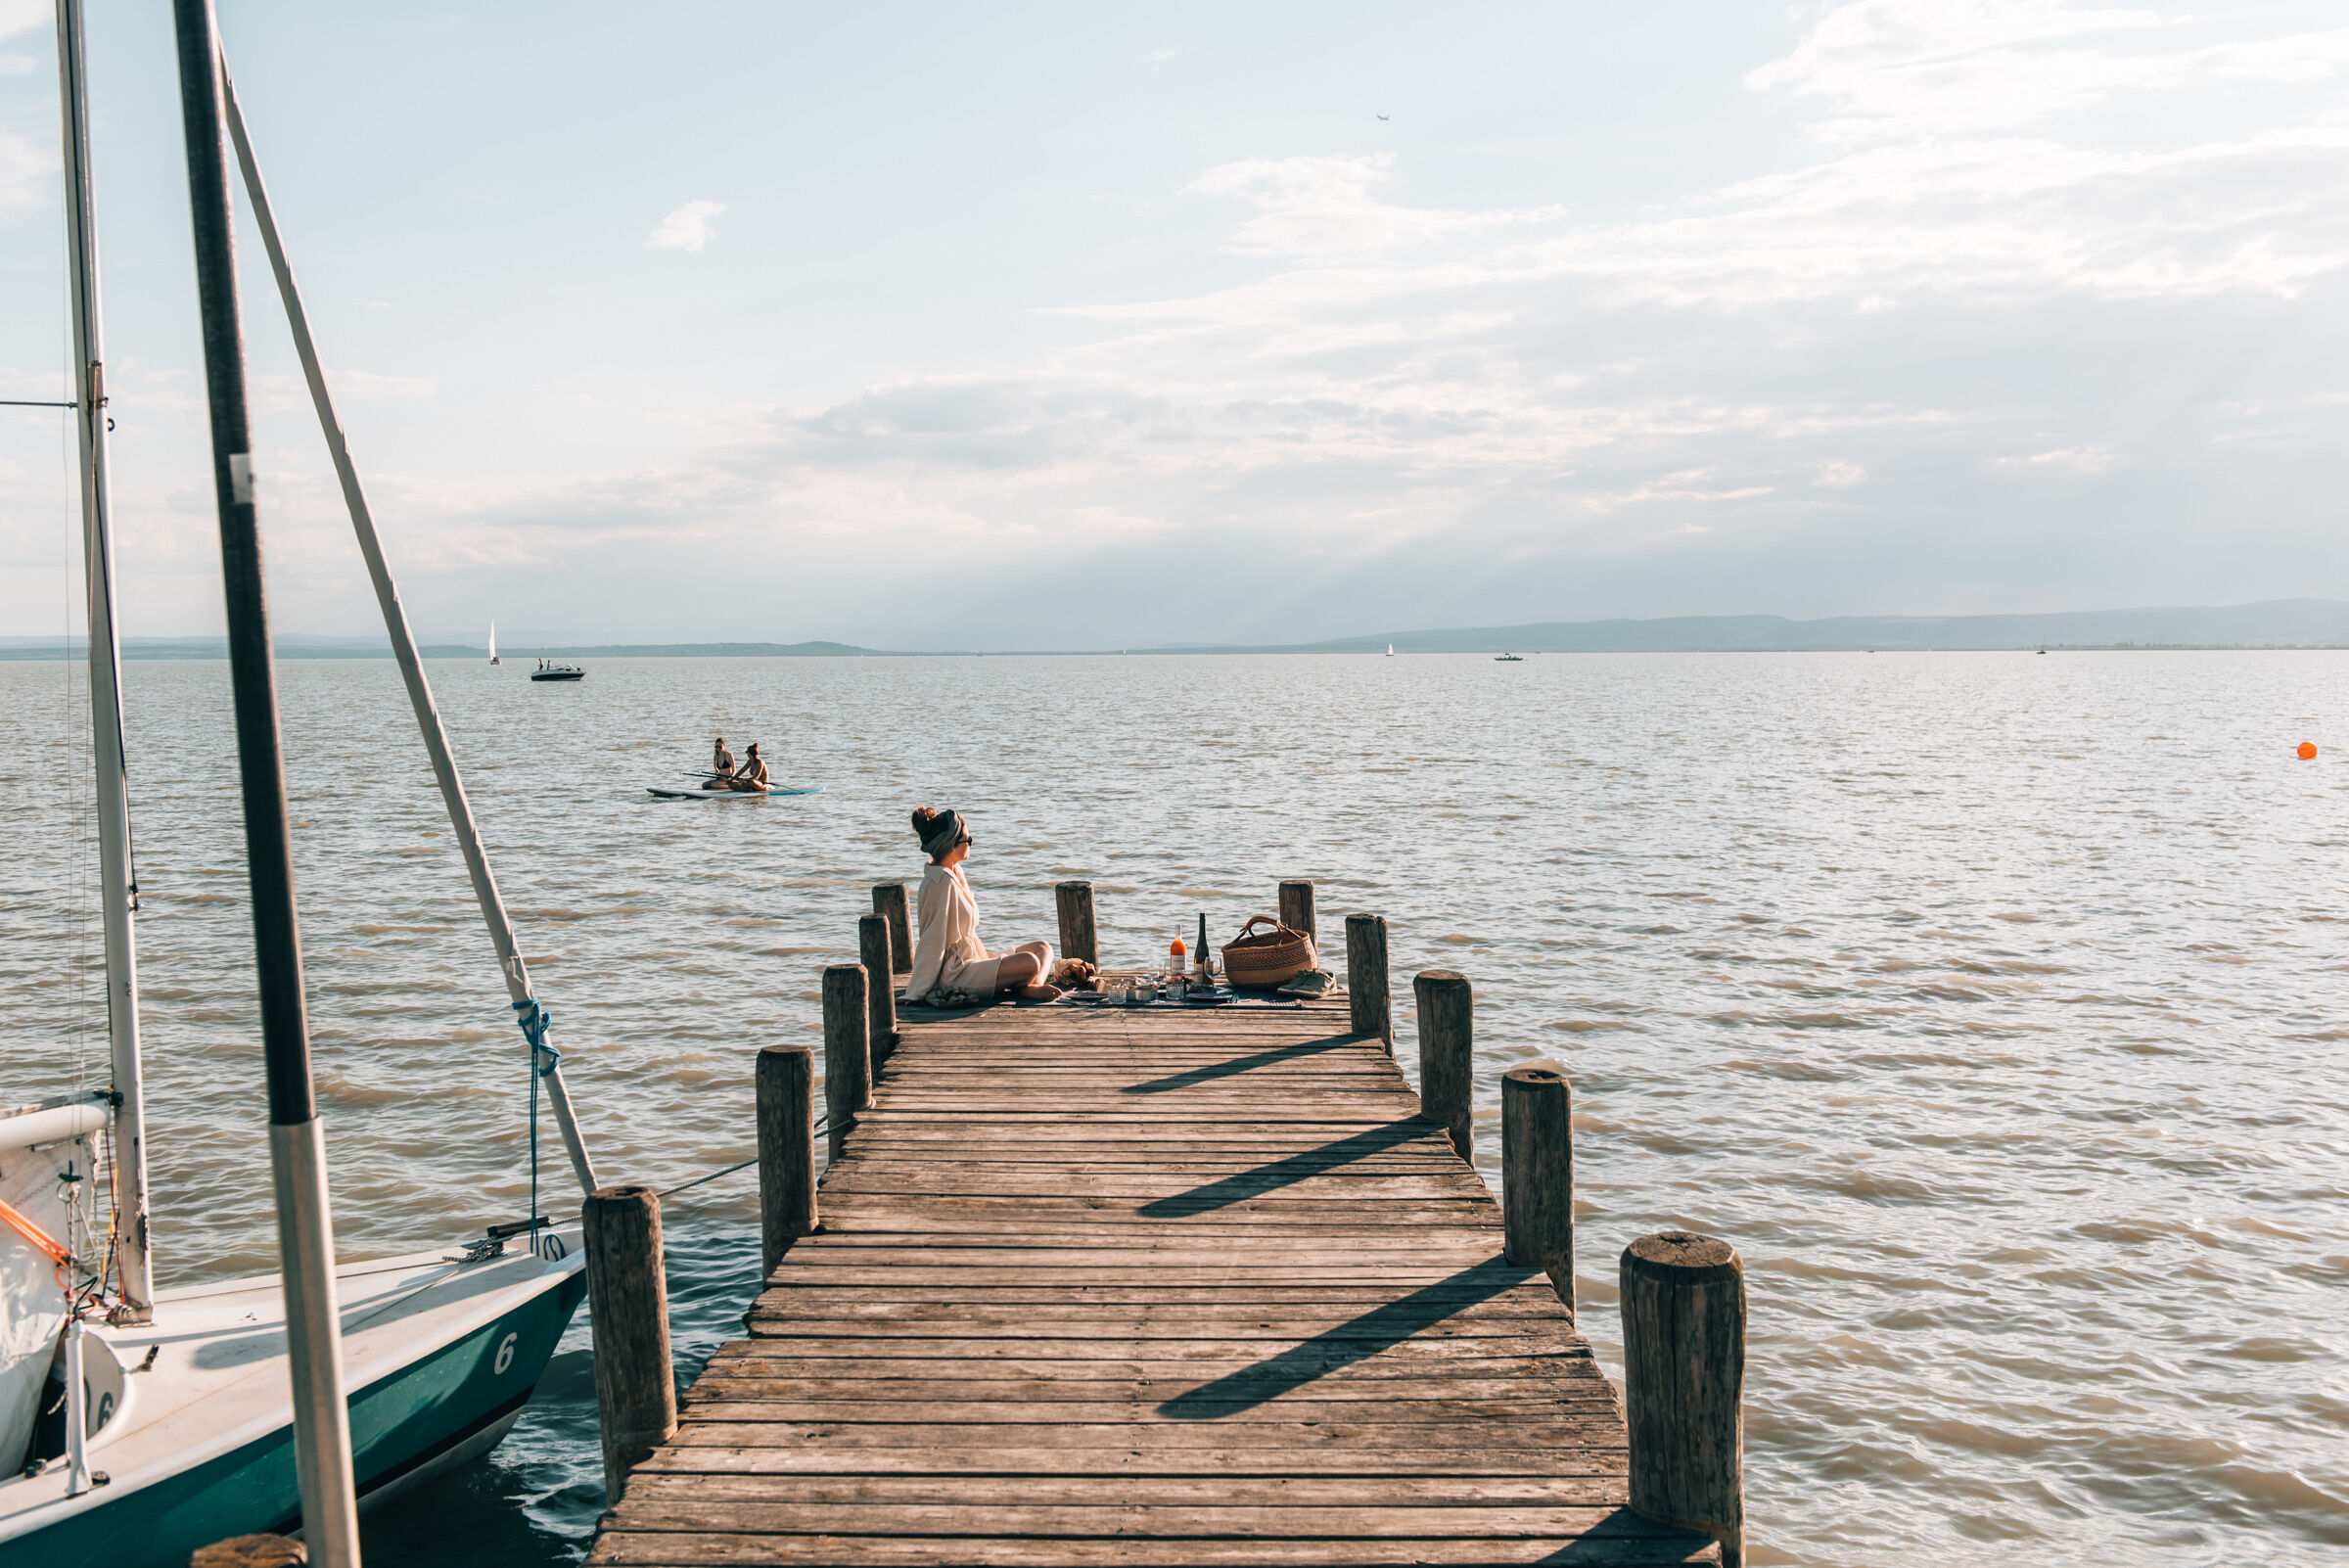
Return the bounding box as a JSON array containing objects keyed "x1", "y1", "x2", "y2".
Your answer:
[
  {"x1": 1386, "y1": 643, "x2": 1394, "y2": 657},
  {"x1": 488, "y1": 621, "x2": 499, "y2": 665},
  {"x1": 0, "y1": 13, "x2": 591, "y2": 1564}
]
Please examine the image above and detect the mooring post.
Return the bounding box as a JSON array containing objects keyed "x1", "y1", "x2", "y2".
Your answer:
[
  {"x1": 858, "y1": 913, "x2": 898, "y2": 1066},
  {"x1": 1054, "y1": 881, "x2": 1098, "y2": 967},
  {"x1": 1278, "y1": 879, "x2": 1317, "y2": 946},
  {"x1": 1412, "y1": 969, "x2": 1473, "y2": 1160},
  {"x1": 1345, "y1": 912, "x2": 1392, "y2": 1049},
  {"x1": 191, "y1": 1538, "x2": 306, "y2": 1568},
  {"x1": 1502, "y1": 1061, "x2": 1574, "y2": 1309},
  {"x1": 822, "y1": 963, "x2": 871, "y2": 1161},
  {"x1": 871, "y1": 883, "x2": 911, "y2": 974},
  {"x1": 1621, "y1": 1230, "x2": 1747, "y2": 1568},
  {"x1": 756, "y1": 1045, "x2": 816, "y2": 1276},
  {"x1": 581, "y1": 1184, "x2": 675, "y2": 1505}
]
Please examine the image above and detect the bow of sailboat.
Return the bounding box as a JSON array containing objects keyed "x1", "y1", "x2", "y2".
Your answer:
[{"x1": 0, "y1": 1231, "x2": 585, "y2": 1567}]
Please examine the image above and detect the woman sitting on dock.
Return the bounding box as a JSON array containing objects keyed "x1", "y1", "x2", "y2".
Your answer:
[{"x1": 904, "y1": 807, "x2": 1061, "y2": 1005}]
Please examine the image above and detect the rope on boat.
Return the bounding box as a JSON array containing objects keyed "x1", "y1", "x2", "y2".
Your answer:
[{"x1": 515, "y1": 999, "x2": 558, "y2": 1254}]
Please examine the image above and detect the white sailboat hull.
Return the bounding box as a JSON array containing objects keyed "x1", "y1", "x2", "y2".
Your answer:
[{"x1": 0, "y1": 1227, "x2": 585, "y2": 1567}]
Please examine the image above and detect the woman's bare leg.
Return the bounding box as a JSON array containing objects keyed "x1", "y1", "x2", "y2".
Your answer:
[{"x1": 996, "y1": 949, "x2": 1061, "y2": 1001}]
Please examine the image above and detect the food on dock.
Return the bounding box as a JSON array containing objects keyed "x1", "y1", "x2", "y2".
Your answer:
[{"x1": 1049, "y1": 957, "x2": 1097, "y2": 990}]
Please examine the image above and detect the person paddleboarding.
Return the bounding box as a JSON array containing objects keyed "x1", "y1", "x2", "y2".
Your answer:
[{"x1": 727, "y1": 742, "x2": 771, "y2": 793}]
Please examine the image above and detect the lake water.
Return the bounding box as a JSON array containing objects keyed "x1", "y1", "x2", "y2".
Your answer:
[{"x1": 4, "y1": 650, "x2": 2345, "y2": 1565}]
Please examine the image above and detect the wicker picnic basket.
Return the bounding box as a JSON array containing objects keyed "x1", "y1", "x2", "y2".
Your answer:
[{"x1": 1220, "y1": 915, "x2": 1316, "y2": 989}]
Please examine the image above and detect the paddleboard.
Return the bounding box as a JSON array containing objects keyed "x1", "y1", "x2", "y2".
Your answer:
[{"x1": 647, "y1": 784, "x2": 825, "y2": 801}]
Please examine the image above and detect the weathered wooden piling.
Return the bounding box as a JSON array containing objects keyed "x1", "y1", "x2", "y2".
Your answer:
[
  {"x1": 857, "y1": 913, "x2": 898, "y2": 1065},
  {"x1": 1278, "y1": 878, "x2": 1316, "y2": 945},
  {"x1": 580, "y1": 1185, "x2": 675, "y2": 1504},
  {"x1": 1412, "y1": 968, "x2": 1473, "y2": 1160},
  {"x1": 821, "y1": 963, "x2": 871, "y2": 1161},
  {"x1": 1621, "y1": 1230, "x2": 1747, "y2": 1568},
  {"x1": 1345, "y1": 911, "x2": 1392, "y2": 1047},
  {"x1": 1503, "y1": 1060, "x2": 1575, "y2": 1308},
  {"x1": 869, "y1": 883, "x2": 911, "y2": 974},
  {"x1": 754, "y1": 1045, "x2": 816, "y2": 1275},
  {"x1": 1054, "y1": 880, "x2": 1098, "y2": 967}
]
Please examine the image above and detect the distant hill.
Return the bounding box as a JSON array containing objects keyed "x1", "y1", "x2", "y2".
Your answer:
[
  {"x1": 1267, "y1": 600, "x2": 2349, "y2": 654},
  {"x1": 485, "y1": 641, "x2": 886, "y2": 659},
  {"x1": 0, "y1": 636, "x2": 891, "y2": 661},
  {"x1": 6, "y1": 601, "x2": 2347, "y2": 659}
]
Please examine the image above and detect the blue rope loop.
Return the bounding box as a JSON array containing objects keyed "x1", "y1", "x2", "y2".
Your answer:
[
  {"x1": 514, "y1": 997, "x2": 555, "y2": 1257},
  {"x1": 514, "y1": 997, "x2": 555, "y2": 1055}
]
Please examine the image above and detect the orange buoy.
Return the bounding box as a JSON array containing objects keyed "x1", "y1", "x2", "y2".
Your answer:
[{"x1": 2298, "y1": 741, "x2": 2319, "y2": 760}]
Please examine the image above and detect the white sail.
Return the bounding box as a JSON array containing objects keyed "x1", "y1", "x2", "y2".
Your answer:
[
  {"x1": 487, "y1": 620, "x2": 497, "y2": 663},
  {"x1": 0, "y1": 1104, "x2": 104, "y2": 1471}
]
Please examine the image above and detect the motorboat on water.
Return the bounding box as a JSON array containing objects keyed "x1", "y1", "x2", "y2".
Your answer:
[
  {"x1": 3, "y1": 16, "x2": 603, "y2": 1561},
  {"x1": 1495, "y1": 651, "x2": 1525, "y2": 662},
  {"x1": 530, "y1": 663, "x2": 584, "y2": 682}
]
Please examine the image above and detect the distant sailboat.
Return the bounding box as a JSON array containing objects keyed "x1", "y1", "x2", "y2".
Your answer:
[
  {"x1": 1386, "y1": 644, "x2": 1395, "y2": 657},
  {"x1": 488, "y1": 620, "x2": 498, "y2": 665}
]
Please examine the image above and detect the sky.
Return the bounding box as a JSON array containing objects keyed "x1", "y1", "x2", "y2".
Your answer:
[{"x1": 1, "y1": 0, "x2": 2345, "y2": 650}]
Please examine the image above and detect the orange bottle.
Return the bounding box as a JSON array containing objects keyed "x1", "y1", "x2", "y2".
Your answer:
[{"x1": 1169, "y1": 934, "x2": 1187, "y2": 979}]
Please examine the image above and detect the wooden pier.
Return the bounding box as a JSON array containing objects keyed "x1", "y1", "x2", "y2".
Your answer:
[{"x1": 587, "y1": 905, "x2": 1738, "y2": 1567}]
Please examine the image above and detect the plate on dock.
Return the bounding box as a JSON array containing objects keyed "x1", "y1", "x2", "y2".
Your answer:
[{"x1": 646, "y1": 784, "x2": 825, "y2": 801}]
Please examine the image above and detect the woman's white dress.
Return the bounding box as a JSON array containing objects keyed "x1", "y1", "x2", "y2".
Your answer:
[{"x1": 905, "y1": 862, "x2": 1045, "y2": 1005}]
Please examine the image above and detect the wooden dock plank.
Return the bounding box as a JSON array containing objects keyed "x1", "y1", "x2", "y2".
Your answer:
[{"x1": 590, "y1": 996, "x2": 1716, "y2": 1568}]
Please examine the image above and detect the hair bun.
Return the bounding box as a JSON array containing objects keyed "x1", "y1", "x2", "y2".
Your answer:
[{"x1": 911, "y1": 805, "x2": 940, "y2": 841}]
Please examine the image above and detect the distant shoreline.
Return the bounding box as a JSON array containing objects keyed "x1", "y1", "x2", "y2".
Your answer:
[
  {"x1": 8, "y1": 598, "x2": 2349, "y2": 659},
  {"x1": 7, "y1": 642, "x2": 2349, "y2": 662}
]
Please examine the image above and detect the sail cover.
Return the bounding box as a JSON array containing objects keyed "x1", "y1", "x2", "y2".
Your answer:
[{"x1": 0, "y1": 1103, "x2": 105, "y2": 1471}]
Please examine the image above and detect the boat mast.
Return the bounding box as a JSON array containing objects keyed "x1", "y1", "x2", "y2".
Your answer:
[
  {"x1": 219, "y1": 64, "x2": 597, "y2": 1200},
  {"x1": 55, "y1": 0, "x2": 153, "y2": 1321},
  {"x1": 169, "y1": 3, "x2": 362, "y2": 1561}
]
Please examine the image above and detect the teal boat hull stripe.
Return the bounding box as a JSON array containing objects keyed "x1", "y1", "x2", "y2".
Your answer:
[{"x1": 4, "y1": 1268, "x2": 584, "y2": 1568}]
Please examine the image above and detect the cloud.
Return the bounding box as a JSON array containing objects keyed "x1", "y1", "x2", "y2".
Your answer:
[
  {"x1": 648, "y1": 199, "x2": 725, "y2": 253},
  {"x1": 63, "y1": 1, "x2": 2345, "y2": 648},
  {"x1": 1998, "y1": 445, "x2": 2121, "y2": 473},
  {"x1": 0, "y1": 130, "x2": 45, "y2": 216},
  {"x1": 1187, "y1": 154, "x2": 1560, "y2": 260},
  {"x1": 0, "y1": 0, "x2": 43, "y2": 76}
]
